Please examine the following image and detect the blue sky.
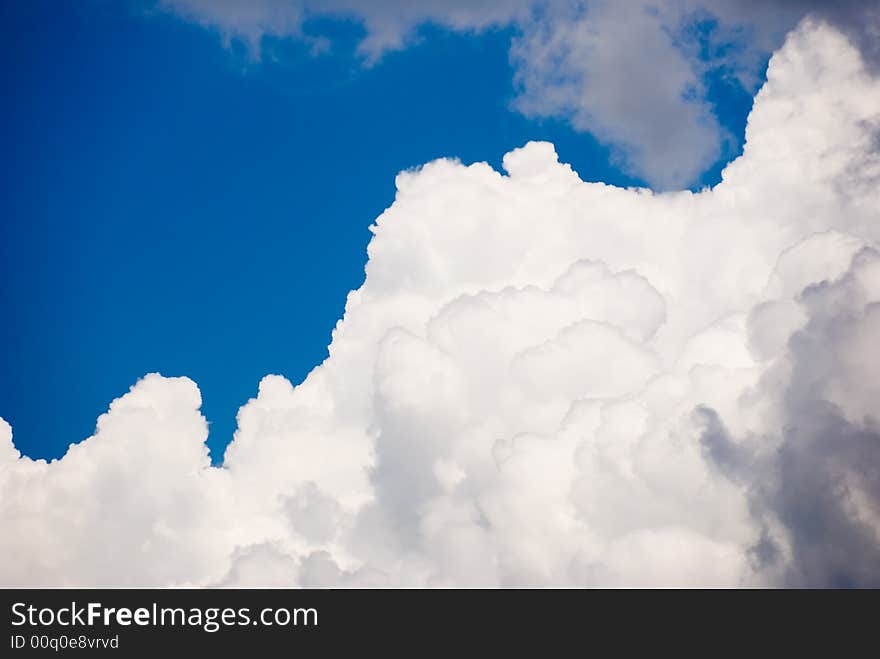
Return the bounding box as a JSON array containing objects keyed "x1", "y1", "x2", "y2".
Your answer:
[
  {"x1": 5, "y1": 1, "x2": 880, "y2": 589},
  {"x1": 1, "y1": 0, "x2": 757, "y2": 462}
]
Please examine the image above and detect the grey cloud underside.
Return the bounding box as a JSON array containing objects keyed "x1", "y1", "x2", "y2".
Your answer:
[
  {"x1": 1, "y1": 19, "x2": 879, "y2": 586},
  {"x1": 699, "y1": 250, "x2": 880, "y2": 587}
]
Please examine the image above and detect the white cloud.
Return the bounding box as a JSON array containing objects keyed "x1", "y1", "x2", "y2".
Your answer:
[{"x1": 2, "y1": 19, "x2": 880, "y2": 586}]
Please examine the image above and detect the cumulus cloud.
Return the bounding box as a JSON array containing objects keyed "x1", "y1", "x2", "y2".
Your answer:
[
  {"x1": 152, "y1": 0, "x2": 879, "y2": 188},
  {"x1": 2, "y1": 19, "x2": 880, "y2": 586}
]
